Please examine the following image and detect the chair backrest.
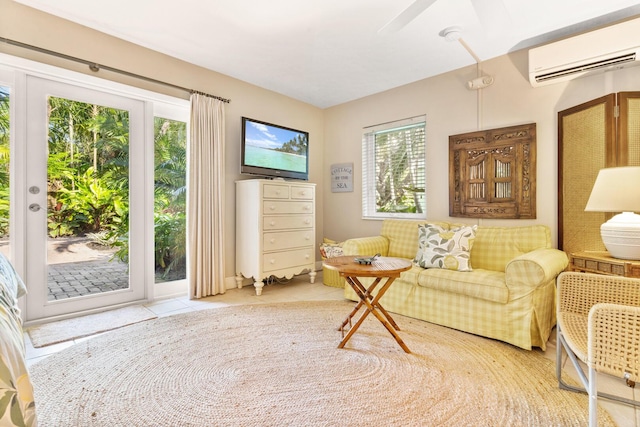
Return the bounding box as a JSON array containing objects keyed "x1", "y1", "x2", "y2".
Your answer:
[
  {"x1": 589, "y1": 302, "x2": 640, "y2": 382},
  {"x1": 558, "y1": 271, "x2": 640, "y2": 317}
]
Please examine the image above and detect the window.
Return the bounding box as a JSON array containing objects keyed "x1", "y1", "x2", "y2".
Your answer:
[
  {"x1": 362, "y1": 115, "x2": 426, "y2": 219},
  {"x1": 154, "y1": 116, "x2": 187, "y2": 282},
  {"x1": 0, "y1": 86, "x2": 9, "y2": 255}
]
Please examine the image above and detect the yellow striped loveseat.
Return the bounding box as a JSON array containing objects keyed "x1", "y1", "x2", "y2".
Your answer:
[{"x1": 341, "y1": 220, "x2": 569, "y2": 350}]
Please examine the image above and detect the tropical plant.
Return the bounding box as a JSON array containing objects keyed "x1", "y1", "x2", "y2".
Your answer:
[
  {"x1": 111, "y1": 117, "x2": 188, "y2": 279},
  {"x1": 154, "y1": 211, "x2": 186, "y2": 279},
  {"x1": 0, "y1": 87, "x2": 10, "y2": 235},
  {"x1": 48, "y1": 167, "x2": 128, "y2": 237},
  {"x1": 0, "y1": 92, "x2": 188, "y2": 280},
  {"x1": 374, "y1": 125, "x2": 425, "y2": 214},
  {"x1": 152, "y1": 117, "x2": 187, "y2": 280}
]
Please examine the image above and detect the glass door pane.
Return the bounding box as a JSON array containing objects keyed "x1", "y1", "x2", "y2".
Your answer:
[
  {"x1": 154, "y1": 117, "x2": 187, "y2": 283},
  {"x1": 0, "y1": 86, "x2": 9, "y2": 261},
  {"x1": 46, "y1": 96, "x2": 130, "y2": 300}
]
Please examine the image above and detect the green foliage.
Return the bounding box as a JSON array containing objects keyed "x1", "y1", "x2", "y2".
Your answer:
[
  {"x1": 374, "y1": 125, "x2": 425, "y2": 214},
  {"x1": 154, "y1": 211, "x2": 186, "y2": 279},
  {"x1": 0, "y1": 93, "x2": 187, "y2": 281},
  {"x1": 110, "y1": 117, "x2": 188, "y2": 281},
  {"x1": 0, "y1": 88, "x2": 9, "y2": 234},
  {"x1": 48, "y1": 167, "x2": 128, "y2": 237},
  {"x1": 0, "y1": 187, "x2": 9, "y2": 236},
  {"x1": 152, "y1": 118, "x2": 187, "y2": 280}
]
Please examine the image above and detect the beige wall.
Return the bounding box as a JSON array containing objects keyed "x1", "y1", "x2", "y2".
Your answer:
[
  {"x1": 2, "y1": 0, "x2": 640, "y2": 284},
  {"x1": 322, "y1": 48, "x2": 640, "y2": 247},
  {"x1": 0, "y1": 0, "x2": 325, "y2": 284}
]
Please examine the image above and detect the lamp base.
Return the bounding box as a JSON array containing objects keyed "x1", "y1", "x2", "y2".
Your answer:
[{"x1": 601, "y1": 212, "x2": 640, "y2": 260}]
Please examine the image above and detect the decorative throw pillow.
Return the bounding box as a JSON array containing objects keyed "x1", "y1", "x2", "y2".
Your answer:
[
  {"x1": 414, "y1": 224, "x2": 477, "y2": 271},
  {"x1": 319, "y1": 238, "x2": 344, "y2": 259}
]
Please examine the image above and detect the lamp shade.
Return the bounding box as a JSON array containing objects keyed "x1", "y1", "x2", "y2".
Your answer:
[
  {"x1": 585, "y1": 166, "x2": 640, "y2": 212},
  {"x1": 585, "y1": 166, "x2": 640, "y2": 259}
]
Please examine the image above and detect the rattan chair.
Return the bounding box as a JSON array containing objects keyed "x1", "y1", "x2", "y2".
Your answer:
[{"x1": 556, "y1": 271, "x2": 640, "y2": 426}]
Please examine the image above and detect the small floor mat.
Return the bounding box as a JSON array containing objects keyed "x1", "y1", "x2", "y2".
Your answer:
[{"x1": 27, "y1": 305, "x2": 157, "y2": 348}]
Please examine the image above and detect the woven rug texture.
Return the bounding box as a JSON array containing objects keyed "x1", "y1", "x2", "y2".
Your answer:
[
  {"x1": 30, "y1": 300, "x2": 615, "y2": 426},
  {"x1": 27, "y1": 305, "x2": 157, "y2": 348}
]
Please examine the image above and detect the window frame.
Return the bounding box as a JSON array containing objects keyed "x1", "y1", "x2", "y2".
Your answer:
[{"x1": 362, "y1": 115, "x2": 427, "y2": 220}]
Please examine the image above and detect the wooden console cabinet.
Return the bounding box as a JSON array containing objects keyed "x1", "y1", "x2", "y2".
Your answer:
[
  {"x1": 235, "y1": 179, "x2": 316, "y2": 295},
  {"x1": 569, "y1": 251, "x2": 640, "y2": 278}
]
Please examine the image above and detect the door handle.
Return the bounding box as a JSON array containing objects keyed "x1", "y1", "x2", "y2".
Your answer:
[{"x1": 29, "y1": 203, "x2": 42, "y2": 212}]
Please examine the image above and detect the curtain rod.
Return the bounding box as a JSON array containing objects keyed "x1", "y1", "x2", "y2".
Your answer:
[{"x1": 0, "y1": 37, "x2": 231, "y2": 104}]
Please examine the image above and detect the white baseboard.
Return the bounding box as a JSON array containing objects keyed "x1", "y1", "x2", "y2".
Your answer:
[{"x1": 153, "y1": 279, "x2": 188, "y2": 300}]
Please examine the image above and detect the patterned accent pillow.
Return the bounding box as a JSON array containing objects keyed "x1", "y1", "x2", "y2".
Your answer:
[
  {"x1": 414, "y1": 224, "x2": 478, "y2": 271},
  {"x1": 319, "y1": 238, "x2": 344, "y2": 259}
]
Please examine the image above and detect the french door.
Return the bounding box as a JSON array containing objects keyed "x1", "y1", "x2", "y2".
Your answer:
[{"x1": 24, "y1": 76, "x2": 147, "y2": 321}]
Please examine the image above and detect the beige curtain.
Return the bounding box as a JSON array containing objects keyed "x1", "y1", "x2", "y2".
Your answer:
[{"x1": 188, "y1": 93, "x2": 225, "y2": 298}]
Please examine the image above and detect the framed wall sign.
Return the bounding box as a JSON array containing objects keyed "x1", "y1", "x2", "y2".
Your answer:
[{"x1": 331, "y1": 163, "x2": 353, "y2": 193}]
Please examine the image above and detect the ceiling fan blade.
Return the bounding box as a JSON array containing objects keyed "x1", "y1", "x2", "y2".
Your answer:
[
  {"x1": 378, "y1": 0, "x2": 439, "y2": 35},
  {"x1": 470, "y1": 0, "x2": 511, "y2": 37}
]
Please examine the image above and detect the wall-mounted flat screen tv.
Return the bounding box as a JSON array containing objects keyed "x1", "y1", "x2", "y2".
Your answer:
[{"x1": 241, "y1": 117, "x2": 309, "y2": 181}]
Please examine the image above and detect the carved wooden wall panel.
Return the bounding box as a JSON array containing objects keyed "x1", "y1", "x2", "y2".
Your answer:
[{"x1": 449, "y1": 123, "x2": 536, "y2": 219}]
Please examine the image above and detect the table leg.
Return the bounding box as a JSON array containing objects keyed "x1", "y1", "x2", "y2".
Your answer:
[
  {"x1": 337, "y1": 277, "x2": 382, "y2": 333},
  {"x1": 339, "y1": 276, "x2": 401, "y2": 332},
  {"x1": 338, "y1": 275, "x2": 411, "y2": 353},
  {"x1": 365, "y1": 277, "x2": 410, "y2": 353}
]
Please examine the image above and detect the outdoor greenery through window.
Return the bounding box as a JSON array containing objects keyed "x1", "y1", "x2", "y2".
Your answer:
[
  {"x1": 44, "y1": 96, "x2": 186, "y2": 282},
  {"x1": 154, "y1": 117, "x2": 187, "y2": 282},
  {"x1": 0, "y1": 86, "x2": 8, "y2": 238},
  {"x1": 362, "y1": 115, "x2": 426, "y2": 219},
  {"x1": 47, "y1": 97, "x2": 130, "y2": 240}
]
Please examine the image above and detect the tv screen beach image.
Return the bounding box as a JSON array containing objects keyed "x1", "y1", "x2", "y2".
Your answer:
[{"x1": 244, "y1": 120, "x2": 308, "y2": 173}]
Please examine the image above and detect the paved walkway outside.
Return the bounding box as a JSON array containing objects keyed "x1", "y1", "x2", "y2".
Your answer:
[
  {"x1": 46, "y1": 237, "x2": 129, "y2": 300},
  {"x1": 0, "y1": 237, "x2": 130, "y2": 300},
  {"x1": 47, "y1": 259, "x2": 129, "y2": 301},
  {"x1": 2, "y1": 237, "x2": 181, "y2": 300}
]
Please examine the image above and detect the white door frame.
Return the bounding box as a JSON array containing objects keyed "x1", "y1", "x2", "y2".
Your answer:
[
  {"x1": 24, "y1": 75, "x2": 147, "y2": 321},
  {"x1": 0, "y1": 53, "x2": 189, "y2": 323}
]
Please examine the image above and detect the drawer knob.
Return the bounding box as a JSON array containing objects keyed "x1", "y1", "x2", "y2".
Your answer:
[
  {"x1": 304, "y1": 219, "x2": 311, "y2": 224},
  {"x1": 303, "y1": 205, "x2": 310, "y2": 211},
  {"x1": 269, "y1": 205, "x2": 275, "y2": 210},
  {"x1": 270, "y1": 221, "x2": 276, "y2": 226},
  {"x1": 269, "y1": 259, "x2": 276, "y2": 264},
  {"x1": 270, "y1": 238, "x2": 276, "y2": 244}
]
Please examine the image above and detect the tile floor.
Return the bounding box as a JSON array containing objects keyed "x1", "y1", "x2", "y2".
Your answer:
[{"x1": 25, "y1": 273, "x2": 639, "y2": 426}]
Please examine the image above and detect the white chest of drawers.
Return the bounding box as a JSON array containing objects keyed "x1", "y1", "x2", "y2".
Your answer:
[{"x1": 235, "y1": 179, "x2": 316, "y2": 295}]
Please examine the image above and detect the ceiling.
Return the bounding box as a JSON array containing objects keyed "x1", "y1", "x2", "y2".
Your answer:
[{"x1": 12, "y1": 0, "x2": 640, "y2": 108}]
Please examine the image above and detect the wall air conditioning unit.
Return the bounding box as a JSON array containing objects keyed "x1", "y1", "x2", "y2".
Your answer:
[{"x1": 529, "y1": 17, "x2": 640, "y2": 87}]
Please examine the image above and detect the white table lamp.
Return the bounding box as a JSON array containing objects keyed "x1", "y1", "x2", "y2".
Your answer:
[{"x1": 585, "y1": 166, "x2": 640, "y2": 260}]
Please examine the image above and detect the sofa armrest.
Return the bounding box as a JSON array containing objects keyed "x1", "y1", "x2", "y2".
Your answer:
[
  {"x1": 342, "y1": 236, "x2": 390, "y2": 257},
  {"x1": 505, "y1": 248, "x2": 569, "y2": 297}
]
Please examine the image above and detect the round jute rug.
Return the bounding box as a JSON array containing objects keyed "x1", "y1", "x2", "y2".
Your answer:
[{"x1": 30, "y1": 300, "x2": 614, "y2": 426}]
